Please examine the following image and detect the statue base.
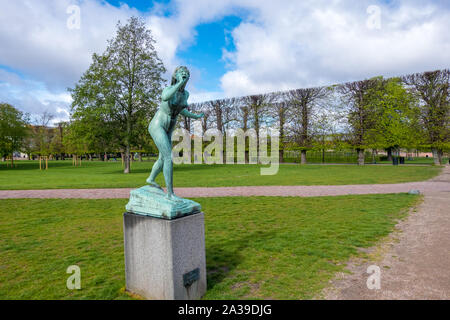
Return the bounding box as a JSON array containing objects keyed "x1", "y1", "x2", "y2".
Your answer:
[
  {"x1": 123, "y1": 212, "x2": 207, "y2": 300},
  {"x1": 125, "y1": 185, "x2": 201, "y2": 219}
]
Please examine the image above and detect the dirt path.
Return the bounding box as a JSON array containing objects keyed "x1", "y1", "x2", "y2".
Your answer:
[
  {"x1": 1, "y1": 179, "x2": 449, "y2": 199},
  {"x1": 323, "y1": 166, "x2": 450, "y2": 299}
]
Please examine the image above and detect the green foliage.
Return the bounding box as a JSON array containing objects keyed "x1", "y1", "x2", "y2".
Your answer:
[
  {"x1": 403, "y1": 70, "x2": 450, "y2": 156},
  {"x1": 339, "y1": 78, "x2": 383, "y2": 149},
  {"x1": 69, "y1": 17, "x2": 166, "y2": 172},
  {"x1": 366, "y1": 78, "x2": 422, "y2": 151},
  {"x1": 0, "y1": 103, "x2": 29, "y2": 158}
]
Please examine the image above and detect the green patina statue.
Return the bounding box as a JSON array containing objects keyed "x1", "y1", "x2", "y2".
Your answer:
[
  {"x1": 126, "y1": 67, "x2": 203, "y2": 219},
  {"x1": 146, "y1": 66, "x2": 204, "y2": 199}
]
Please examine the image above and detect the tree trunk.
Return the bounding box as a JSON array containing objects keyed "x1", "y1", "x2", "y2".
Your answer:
[
  {"x1": 124, "y1": 146, "x2": 130, "y2": 173},
  {"x1": 279, "y1": 150, "x2": 284, "y2": 163},
  {"x1": 432, "y1": 148, "x2": 442, "y2": 165},
  {"x1": 387, "y1": 148, "x2": 393, "y2": 161},
  {"x1": 357, "y1": 148, "x2": 365, "y2": 166},
  {"x1": 139, "y1": 152, "x2": 143, "y2": 162},
  {"x1": 301, "y1": 150, "x2": 307, "y2": 164}
]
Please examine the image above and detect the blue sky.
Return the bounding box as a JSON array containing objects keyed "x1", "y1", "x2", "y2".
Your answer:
[
  {"x1": 104, "y1": 0, "x2": 244, "y2": 92},
  {"x1": 106, "y1": 0, "x2": 170, "y2": 14},
  {"x1": 0, "y1": 0, "x2": 449, "y2": 123},
  {"x1": 176, "y1": 15, "x2": 242, "y2": 92}
]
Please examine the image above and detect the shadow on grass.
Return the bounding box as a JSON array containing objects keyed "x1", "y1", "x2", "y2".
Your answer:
[{"x1": 205, "y1": 231, "x2": 276, "y2": 291}]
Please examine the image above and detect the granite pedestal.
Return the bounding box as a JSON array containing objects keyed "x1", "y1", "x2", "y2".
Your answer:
[{"x1": 123, "y1": 211, "x2": 207, "y2": 300}]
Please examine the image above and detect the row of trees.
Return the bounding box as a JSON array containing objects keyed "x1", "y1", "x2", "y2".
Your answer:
[
  {"x1": 2, "y1": 69, "x2": 448, "y2": 169},
  {"x1": 184, "y1": 70, "x2": 449, "y2": 165},
  {"x1": 0, "y1": 107, "x2": 68, "y2": 163}
]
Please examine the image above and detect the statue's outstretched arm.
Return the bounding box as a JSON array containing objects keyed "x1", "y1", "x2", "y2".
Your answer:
[{"x1": 180, "y1": 108, "x2": 204, "y2": 119}]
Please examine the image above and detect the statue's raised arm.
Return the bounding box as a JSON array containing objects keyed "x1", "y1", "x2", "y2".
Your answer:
[{"x1": 146, "y1": 66, "x2": 204, "y2": 200}]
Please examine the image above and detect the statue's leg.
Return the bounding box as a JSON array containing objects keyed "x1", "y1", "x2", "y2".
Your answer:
[
  {"x1": 149, "y1": 126, "x2": 176, "y2": 198},
  {"x1": 146, "y1": 153, "x2": 163, "y2": 188}
]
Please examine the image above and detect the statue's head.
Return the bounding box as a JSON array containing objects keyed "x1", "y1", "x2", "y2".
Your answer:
[{"x1": 171, "y1": 66, "x2": 190, "y2": 85}]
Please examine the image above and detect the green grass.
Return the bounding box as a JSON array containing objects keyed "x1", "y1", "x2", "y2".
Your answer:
[
  {"x1": 0, "y1": 194, "x2": 419, "y2": 299},
  {"x1": 0, "y1": 160, "x2": 442, "y2": 190},
  {"x1": 378, "y1": 157, "x2": 449, "y2": 165}
]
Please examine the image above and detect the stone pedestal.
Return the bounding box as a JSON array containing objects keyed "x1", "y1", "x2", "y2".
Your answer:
[{"x1": 123, "y1": 212, "x2": 207, "y2": 300}]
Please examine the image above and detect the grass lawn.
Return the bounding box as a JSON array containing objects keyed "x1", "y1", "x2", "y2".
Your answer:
[
  {"x1": 0, "y1": 194, "x2": 419, "y2": 299},
  {"x1": 378, "y1": 157, "x2": 449, "y2": 165},
  {"x1": 0, "y1": 160, "x2": 442, "y2": 190}
]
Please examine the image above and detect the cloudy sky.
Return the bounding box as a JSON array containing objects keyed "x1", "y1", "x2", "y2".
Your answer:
[{"x1": 0, "y1": 0, "x2": 449, "y2": 124}]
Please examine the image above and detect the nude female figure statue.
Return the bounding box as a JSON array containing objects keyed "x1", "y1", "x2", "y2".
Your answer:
[{"x1": 146, "y1": 66, "x2": 204, "y2": 200}]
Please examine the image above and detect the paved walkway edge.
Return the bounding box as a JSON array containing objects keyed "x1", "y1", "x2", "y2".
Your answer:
[{"x1": 0, "y1": 180, "x2": 449, "y2": 199}]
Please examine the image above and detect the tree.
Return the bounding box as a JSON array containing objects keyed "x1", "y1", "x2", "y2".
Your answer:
[
  {"x1": 288, "y1": 87, "x2": 329, "y2": 164},
  {"x1": 338, "y1": 78, "x2": 382, "y2": 165},
  {"x1": 134, "y1": 115, "x2": 158, "y2": 161},
  {"x1": 49, "y1": 122, "x2": 66, "y2": 160},
  {"x1": 221, "y1": 97, "x2": 239, "y2": 132},
  {"x1": 267, "y1": 92, "x2": 290, "y2": 162},
  {"x1": 242, "y1": 93, "x2": 273, "y2": 163},
  {"x1": 70, "y1": 17, "x2": 166, "y2": 173},
  {"x1": 209, "y1": 99, "x2": 226, "y2": 133},
  {"x1": 63, "y1": 121, "x2": 88, "y2": 159},
  {"x1": 32, "y1": 111, "x2": 56, "y2": 158},
  {"x1": 0, "y1": 103, "x2": 29, "y2": 165},
  {"x1": 366, "y1": 78, "x2": 421, "y2": 158},
  {"x1": 403, "y1": 70, "x2": 450, "y2": 165},
  {"x1": 64, "y1": 113, "x2": 116, "y2": 160}
]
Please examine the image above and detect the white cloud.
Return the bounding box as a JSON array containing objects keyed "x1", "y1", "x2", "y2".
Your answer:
[
  {"x1": 0, "y1": 0, "x2": 238, "y2": 119},
  {"x1": 188, "y1": 91, "x2": 224, "y2": 104},
  {"x1": 220, "y1": 0, "x2": 450, "y2": 97},
  {"x1": 0, "y1": 0, "x2": 140, "y2": 90},
  {"x1": 0, "y1": 0, "x2": 141, "y2": 122},
  {"x1": 0, "y1": 0, "x2": 449, "y2": 121}
]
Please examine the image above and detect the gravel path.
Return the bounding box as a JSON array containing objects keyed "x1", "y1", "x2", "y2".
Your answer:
[
  {"x1": 0, "y1": 179, "x2": 449, "y2": 199},
  {"x1": 324, "y1": 166, "x2": 450, "y2": 300}
]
